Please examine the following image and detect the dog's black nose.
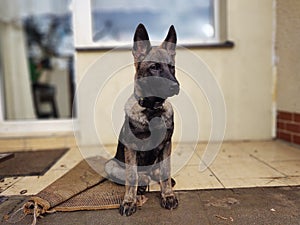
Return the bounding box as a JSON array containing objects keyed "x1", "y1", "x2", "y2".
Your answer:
[{"x1": 169, "y1": 83, "x2": 179, "y2": 95}]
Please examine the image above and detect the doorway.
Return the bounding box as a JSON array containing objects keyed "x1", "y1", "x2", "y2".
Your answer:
[{"x1": 0, "y1": 0, "x2": 76, "y2": 135}]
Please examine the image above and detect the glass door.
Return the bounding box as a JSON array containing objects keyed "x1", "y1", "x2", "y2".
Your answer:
[{"x1": 0, "y1": 0, "x2": 76, "y2": 135}]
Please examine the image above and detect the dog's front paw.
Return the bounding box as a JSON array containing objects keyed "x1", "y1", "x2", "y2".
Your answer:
[
  {"x1": 160, "y1": 195, "x2": 178, "y2": 210},
  {"x1": 119, "y1": 201, "x2": 137, "y2": 216}
]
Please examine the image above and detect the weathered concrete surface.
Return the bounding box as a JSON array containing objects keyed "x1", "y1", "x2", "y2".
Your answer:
[{"x1": 1, "y1": 186, "x2": 300, "y2": 225}]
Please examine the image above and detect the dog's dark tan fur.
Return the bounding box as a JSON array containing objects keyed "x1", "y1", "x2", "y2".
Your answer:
[{"x1": 105, "y1": 24, "x2": 179, "y2": 216}]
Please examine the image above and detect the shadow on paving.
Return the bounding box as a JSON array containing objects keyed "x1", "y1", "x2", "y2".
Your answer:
[{"x1": 1, "y1": 186, "x2": 300, "y2": 225}]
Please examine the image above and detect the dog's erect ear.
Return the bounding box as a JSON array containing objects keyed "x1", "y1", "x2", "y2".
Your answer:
[
  {"x1": 132, "y1": 24, "x2": 151, "y2": 62},
  {"x1": 161, "y1": 25, "x2": 177, "y2": 55}
]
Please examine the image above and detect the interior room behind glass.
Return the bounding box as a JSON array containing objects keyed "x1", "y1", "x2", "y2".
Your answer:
[{"x1": 0, "y1": 0, "x2": 75, "y2": 120}]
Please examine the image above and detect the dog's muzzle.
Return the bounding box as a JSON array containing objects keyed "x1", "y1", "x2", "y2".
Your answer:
[
  {"x1": 169, "y1": 82, "x2": 180, "y2": 96},
  {"x1": 136, "y1": 77, "x2": 180, "y2": 99}
]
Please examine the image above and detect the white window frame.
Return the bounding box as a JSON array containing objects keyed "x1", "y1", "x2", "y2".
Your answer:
[{"x1": 73, "y1": 0, "x2": 228, "y2": 49}]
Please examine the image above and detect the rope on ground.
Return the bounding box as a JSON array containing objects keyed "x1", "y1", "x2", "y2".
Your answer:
[{"x1": 4, "y1": 197, "x2": 54, "y2": 225}]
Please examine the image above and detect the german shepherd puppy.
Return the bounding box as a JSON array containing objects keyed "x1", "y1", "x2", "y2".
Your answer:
[{"x1": 105, "y1": 24, "x2": 179, "y2": 216}]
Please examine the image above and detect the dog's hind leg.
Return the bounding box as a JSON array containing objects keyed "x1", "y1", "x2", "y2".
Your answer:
[
  {"x1": 137, "y1": 171, "x2": 151, "y2": 196},
  {"x1": 159, "y1": 141, "x2": 178, "y2": 210},
  {"x1": 104, "y1": 159, "x2": 126, "y2": 184},
  {"x1": 105, "y1": 159, "x2": 150, "y2": 188}
]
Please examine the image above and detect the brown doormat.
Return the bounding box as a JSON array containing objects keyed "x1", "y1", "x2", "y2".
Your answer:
[
  {"x1": 0, "y1": 148, "x2": 68, "y2": 179},
  {"x1": 4, "y1": 157, "x2": 133, "y2": 225},
  {"x1": 35, "y1": 156, "x2": 107, "y2": 209},
  {"x1": 54, "y1": 180, "x2": 124, "y2": 211},
  {"x1": 4, "y1": 157, "x2": 106, "y2": 224}
]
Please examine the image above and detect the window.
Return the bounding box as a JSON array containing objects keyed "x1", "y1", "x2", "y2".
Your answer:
[
  {"x1": 73, "y1": 0, "x2": 227, "y2": 48},
  {"x1": 0, "y1": 0, "x2": 75, "y2": 134}
]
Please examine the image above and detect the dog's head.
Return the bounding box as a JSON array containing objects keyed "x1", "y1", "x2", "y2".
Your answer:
[{"x1": 132, "y1": 24, "x2": 179, "y2": 107}]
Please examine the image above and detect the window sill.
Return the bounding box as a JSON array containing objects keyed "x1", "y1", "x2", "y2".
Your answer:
[
  {"x1": 75, "y1": 41, "x2": 234, "y2": 52},
  {"x1": 183, "y1": 40, "x2": 234, "y2": 49}
]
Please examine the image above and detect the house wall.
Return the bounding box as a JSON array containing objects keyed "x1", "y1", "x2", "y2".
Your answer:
[
  {"x1": 276, "y1": 0, "x2": 300, "y2": 145},
  {"x1": 76, "y1": 0, "x2": 275, "y2": 146}
]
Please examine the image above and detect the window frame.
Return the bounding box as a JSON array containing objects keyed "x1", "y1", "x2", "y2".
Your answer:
[{"x1": 73, "y1": 0, "x2": 228, "y2": 49}]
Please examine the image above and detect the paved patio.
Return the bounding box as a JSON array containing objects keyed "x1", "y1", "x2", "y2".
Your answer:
[
  {"x1": 1, "y1": 186, "x2": 300, "y2": 225},
  {"x1": 0, "y1": 139, "x2": 300, "y2": 224}
]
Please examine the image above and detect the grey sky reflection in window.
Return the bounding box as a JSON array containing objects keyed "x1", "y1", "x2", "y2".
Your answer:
[{"x1": 91, "y1": 0, "x2": 214, "y2": 44}]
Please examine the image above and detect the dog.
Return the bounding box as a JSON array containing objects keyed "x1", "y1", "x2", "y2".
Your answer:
[{"x1": 105, "y1": 23, "x2": 180, "y2": 216}]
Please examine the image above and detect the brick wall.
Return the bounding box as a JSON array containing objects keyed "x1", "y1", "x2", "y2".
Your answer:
[{"x1": 277, "y1": 111, "x2": 300, "y2": 145}]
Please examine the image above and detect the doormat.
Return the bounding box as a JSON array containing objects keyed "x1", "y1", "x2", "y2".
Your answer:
[
  {"x1": 4, "y1": 157, "x2": 150, "y2": 225},
  {"x1": 5, "y1": 157, "x2": 114, "y2": 224},
  {"x1": 0, "y1": 148, "x2": 68, "y2": 179},
  {"x1": 54, "y1": 180, "x2": 124, "y2": 211}
]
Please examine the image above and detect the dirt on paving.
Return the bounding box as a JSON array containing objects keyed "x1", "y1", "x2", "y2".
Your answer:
[{"x1": 1, "y1": 186, "x2": 300, "y2": 225}]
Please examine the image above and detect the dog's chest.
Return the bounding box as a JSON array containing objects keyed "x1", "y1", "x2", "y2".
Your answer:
[{"x1": 124, "y1": 96, "x2": 174, "y2": 131}]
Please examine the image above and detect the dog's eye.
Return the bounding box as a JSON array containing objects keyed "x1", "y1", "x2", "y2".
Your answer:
[
  {"x1": 150, "y1": 63, "x2": 161, "y2": 71},
  {"x1": 169, "y1": 65, "x2": 175, "y2": 73}
]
